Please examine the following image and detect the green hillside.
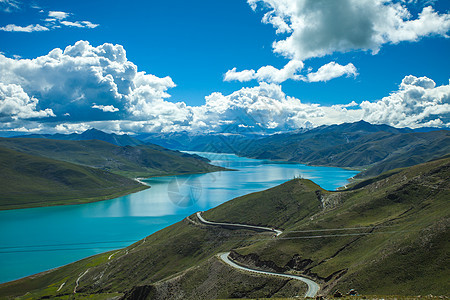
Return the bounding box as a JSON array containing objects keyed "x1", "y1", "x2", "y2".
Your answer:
[
  {"x1": 308, "y1": 130, "x2": 450, "y2": 178},
  {"x1": 1, "y1": 156, "x2": 447, "y2": 298},
  {"x1": 207, "y1": 156, "x2": 450, "y2": 295},
  {"x1": 0, "y1": 137, "x2": 226, "y2": 178},
  {"x1": 236, "y1": 122, "x2": 449, "y2": 178},
  {"x1": 0, "y1": 147, "x2": 147, "y2": 210}
]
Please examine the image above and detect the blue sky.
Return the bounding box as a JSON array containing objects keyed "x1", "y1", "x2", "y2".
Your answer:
[{"x1": 0, "y1": 0, "x2": 449, "y2": 133}]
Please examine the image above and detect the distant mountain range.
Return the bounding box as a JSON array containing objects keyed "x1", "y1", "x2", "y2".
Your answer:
[
  {"x1": 234, "y1": 121, "x2": 450, "y2": 178},
  {"x1": 6, "y1": 121, "x2": 450, "y2": 179},
  {"x1": 135, "y1": 121, "x2": 450, "y2": 178},
  {"x1": 137, "y1": 131, "x2": 261, "y2": 154},
  {"x1": 135, "y1": 121, "x2": 446, "y2": 152},
  {"x1": 14, "y1": 128, "x2": 144, "y2": 147}
]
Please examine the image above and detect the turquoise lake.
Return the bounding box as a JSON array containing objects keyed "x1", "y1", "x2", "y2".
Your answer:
[{"x1": 0, "y1": 152, "x2": 359, "y2": 283}]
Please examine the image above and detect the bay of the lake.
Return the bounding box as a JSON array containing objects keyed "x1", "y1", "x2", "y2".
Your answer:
[{"x1": 0, "y1": 152, "x2": 358, "y2": 283}]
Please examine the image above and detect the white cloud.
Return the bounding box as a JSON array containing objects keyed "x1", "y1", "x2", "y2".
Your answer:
[
  {"x1": 48, "y1": 11, "x2": 69, "y2": 20},
  {"x1": 81, "y1": 21, "x2": 99, "y2": 29},
  {"x1": 224, "y1": 68, "x2": 256, "y2": 82},
  {"x1": 361, "y1": 75, "x2": 450, "y2": 128},
  {"x1": 0, "y1": 24, "x2": 49, "y2": 32},
  {"x1": 60, "y1": 20, "x2": 99, "y2": 29},
  {"x1": 331, "y1": 101, "x2": 359, "y2": 111},
  {"x1": 92, "y1": 104, "x2": 119, "y2": 112},
  {"x1": 400, "y1": 74, "x2": 436, "y2": 89},
  {"x1": 225, "y1": 60, "x2": 357, "y2": 83},
  {"x1": 224, "y1": 0, "x2": 449, "y2": 86},
  {"x1": 262, "y1": 11, "x2": 292, "y2": 34},
  {"x1": 307, "y1": 62, "x2": 357, "y2": 82},
  {"x1": 48, "y1": 11, "x2": 99, "y2": 29},
  {"x1": 0, "y1": 42, "x2": 447, "y2": 133},
  {"x1": 60, "y1": 21, "x2": 84, "y2": 28},
  {"x1": 193, "y1": 82, "x2": 324, "y2": 131},
  {"x1": 0, "y1": 9, "x2": 98, "y2": 33},
  {"x1": 255, "y1": 60, "x2": 304, "y2": 83},
  {"x1": 0, "y1": 83, "x2": 55, "y2": 120},
  {"x1": 224, "y1": 60, "x2": 304, "y2": 83},
  {"x1": 248, "y1": 0, "x2": 450, "y2": 60},
  {"x1": 0, "y1": 41, "x2": 180, "y2": 126},
  {"x1": 54, "y1": 122, "x2": 91, "y2": 134},
  {"x1": 68, "y1": 75, "x2": 450, "y2": 131},
  {"x1": 381, "y1": 6, "x2": 450, "y2": 44}
]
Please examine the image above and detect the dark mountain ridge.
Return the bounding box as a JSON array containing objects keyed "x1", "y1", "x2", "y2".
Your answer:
[
  {"x1": 137, "y1": 121, "x2": 422, "y2": 152},
  {"x1": 134, "y1": 121, "x2": 450, "y2": 179},
  {"x1": 0, "y1": 146, "x2": 147, "y2": 209},
  {"x1": 5, "y1": 121, "x2": 450, "y2": 179},
  {"x1": 14, "y1": 128, "x2": 144, "y2": 147},
  {"x1": 234, "y1": 122, "x2": 450, "y2": 178},
  {"x1": 0, "y1": 137, "x2": 226, "y2": 179}
]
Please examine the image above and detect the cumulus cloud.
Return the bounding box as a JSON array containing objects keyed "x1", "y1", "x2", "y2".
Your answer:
[
  {"x1": 224, "y1": 60, "x2": 304, "y2": 83},
  {"x1": 225, "y1": 61, "x2": 356, "y2": 83},
  {"x1": 361, "y1": 75, "x2": 450, "y2": 128},
  {"x1": 65, "y1": 76, "x2": 448, "y2": 133},
  {"x1": 0, "y1": 83, "x2": 55, "y2": 120},
  {"x1": 0, "y1": 24, "x2": 49, "y2": 32},
  {"x1": 229, "y1": 0, "x2": 449, "y2": 87},
  {"x1": 307, "y1": 62, "x2": 357, "y2": 82},
  {"x1": 92, "y1": 104, "x2": 119, "y2": 113},
  {"x1": 0, "y1": 42, "x2": 447, "y2": 133},
  {"x1": 0, "y1": 41, "x2": 178, "y2": 125},
  {"x1": 248, "y1": 0, "x2": 450, "y2": 60},
  {"x1": 193, "y1": 82, "x2": 325, "y2": 131},
  {"x1": 224, "y1": 68, "x2": 256, "y2": 82},
  {"x1": 48, "y1": 11, "x2": 69, "y2": 20}
]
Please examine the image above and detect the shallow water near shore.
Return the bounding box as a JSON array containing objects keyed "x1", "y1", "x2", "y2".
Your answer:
[{"x1": 0, "y1": 152, "x2": 358, "y2": 283}]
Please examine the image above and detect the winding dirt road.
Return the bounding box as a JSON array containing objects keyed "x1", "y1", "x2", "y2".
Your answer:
[{"x1": 196, "y1": 212, "x2": 320, "y2": 298}]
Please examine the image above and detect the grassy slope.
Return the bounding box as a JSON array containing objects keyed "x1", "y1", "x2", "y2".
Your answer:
[
  {"x1": 0, "y1": 147, "x2": 147, "y2": 210},
  {"x1": 126, "y1": 256, "x2": 306, "y2": 300},
  {"x1": 0, "y1": 137, "x2": 226, "y2": 178},
  {"x1": 203, "y1": 179, "x2": 324, "y2": 230},
  {"x1": 0, "y1": 157, "x2": 448, "y2": 298},
  {"x1": 236, "y1": 121, "x2": 405, "y2": 162},
  {"x1": 0, "y1": 217, "x2": 282, "y2": 299},
  {"x1": 238, "y1": 125, "x2": 449, "y2": 178},
  {"x1": 354, "y1": 131, "x2": 450, "y2": 177},
  {"x1": 216, "y1": 157, "x2": 449, "y2": 295}
]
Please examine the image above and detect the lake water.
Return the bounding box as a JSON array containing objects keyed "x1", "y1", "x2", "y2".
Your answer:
[{"x1": 0, "y1": 152, "x2": 358, "y2": 283}]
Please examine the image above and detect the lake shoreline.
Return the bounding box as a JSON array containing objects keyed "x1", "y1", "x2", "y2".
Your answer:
[
  {"x1": 0, "y1": 152, "x2": 358, "y2": 284},
  {"x1": 0, "y1": 168, "x2": 235, "y2": 211}
]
